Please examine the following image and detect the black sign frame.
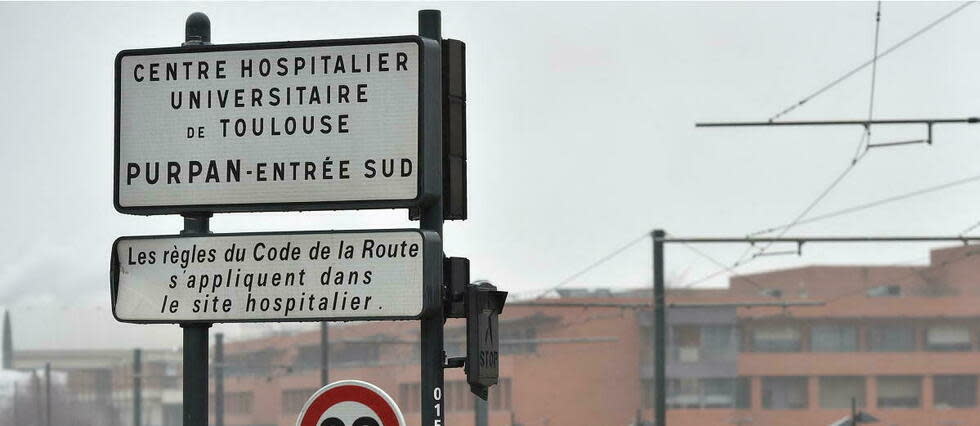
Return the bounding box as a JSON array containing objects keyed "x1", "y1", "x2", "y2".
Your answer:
[
  {"x1": 109, "y1": 228, "x2": 442, "y2": 324},
  {"x1": 113, "y1": 35, "x2": 441, "y2": 215}
]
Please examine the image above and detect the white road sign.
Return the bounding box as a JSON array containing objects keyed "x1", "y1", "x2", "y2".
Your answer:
[
  {"x1": 110, "y1": 230, "x2": 440, "y2": 323},
  {"x1": 114, "y1": 36, "x2": 439, "y2": 214},
  {"x1": 296, "y1": 380, "x2": 405, "y2": 426}
]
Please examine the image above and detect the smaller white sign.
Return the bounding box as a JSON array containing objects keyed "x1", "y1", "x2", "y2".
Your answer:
[{"x1": 111, "y1": 230, "x2": 438, "y2": 323}]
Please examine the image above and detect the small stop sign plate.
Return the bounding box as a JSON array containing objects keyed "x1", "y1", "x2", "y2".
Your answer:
[{"x1": 296, "y1": 380, "x2": 406, "y2": 426}]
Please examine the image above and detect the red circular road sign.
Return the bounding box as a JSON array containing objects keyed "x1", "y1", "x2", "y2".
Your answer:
[{"x1": 296, "y1": 380, "x2": 406, "y2": 426}]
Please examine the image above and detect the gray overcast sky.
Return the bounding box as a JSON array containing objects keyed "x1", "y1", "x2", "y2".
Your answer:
[{"x1": 2, "y1": 1, "x2": 979, "y2": 350}]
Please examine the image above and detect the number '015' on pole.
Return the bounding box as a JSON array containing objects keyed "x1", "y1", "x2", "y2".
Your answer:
[{"x1": 114, "y1": 37, "x2": 440, "y2": 215}]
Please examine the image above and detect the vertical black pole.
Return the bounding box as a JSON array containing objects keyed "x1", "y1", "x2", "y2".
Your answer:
[
  {"x1": 33, "y1": 371, "x2": 40, "y2": 424},
  {"x1": 3, "y1": 310, "x2": 13, "y2": 370},
  {"x1": 419, "y1": 9, "x2": 445, "y2": 426},
  {"x1": 181, "y1": 13, "x2": 212, "y2": 426},
  {"x1": 320, "y1": 322, "x2": 329, "y2": 386},
  {"x1": 475, "y1": 397, "x2": 488, "y2": 426},
  {"x1": 44, "y1": 362, "x2": 50, "y2": 426},
  {"x1": 182, "y1": 322, "x2": 210, "y2": 426},
  {"x1": 181, "y1": 215, "x2": 212, "y2": 426},
  {"x1": 215, "y1": 333, "x2": 224, "y2": 426},
  {"x1": 652, "y1": 229, "x2": 666, "y2": 426},
  {"x1": 133, "y1": 348, "x2": 142, "y2": 426}
]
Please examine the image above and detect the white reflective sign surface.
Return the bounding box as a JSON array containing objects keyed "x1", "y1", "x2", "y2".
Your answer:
[
  {"x1": 112, "y1": 230, "x2": 431, "y2": 322},
  {"x1": 115, "y1": 39, "x2": 422, "y2": 211}
]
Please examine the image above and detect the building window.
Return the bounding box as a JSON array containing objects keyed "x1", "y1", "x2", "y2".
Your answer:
[
  {"x1": 701, "y1": 326, "x2": 737, "y2": 361},
  {"x1": 819, "y1": 376, "x2": 865, "y2": 409},
  {"x1": 445, "y1": 337, "x2": 465, "y2": 358},
  {"x1": 489, "y1": 378, "x2": 513, "y2": 410},
  {"x1": 282, "y1": 388, "x2": 318, "y2": 414},
  {"x1": 762, "y1": 377, "x2": 808, "y2": 410},
  {"x1": 294, "y1": 345, "x2": 320, "y2": 370},
  {"x1": 163, "y1": 404, "x2": 182, "y2": 426},
  {"x1": 671, "y1": 325, "x2": 737, "y2": 362},
  {"x1": 667, "y1": 378, "x2": 750, "y2": 409},
  {"x1": 877, "y1": 376, "x2": 921, "y2": 408},
  {"x1": 224, "y1": 350, "x2": 278, "y2": 377},
  {"x1": 866, "y1": 285, "x2": 901, "y2": 297},
  {"x1": 703, "y1": 378, "x2": 750, "y2": 409},
  {"x1": 752, "y1": 325, "x2": 801, "y2": 352},
  {"x1": 399, "y1": 382, "x2": 421, "y2": 413},
  {"x1": 673, "y1": 326, "x2": 701, "y2": 363},
  {"x1": 811, "y1": 325, "x2": 857, "y2": 352},
  {"x1": 934, "y1": 375, "x2": 977, "y2": 408},
  {"x1": 500, "y1": 326, "x2": 537, "y2": 355},
  {"x1": 869, "y1": 325, "x2": 916, "y2": 352},
  {"x1": 642, "y1": 379, "x2": 654, "y2": 409},
  {"x1": 667, "y1": 378, "x2": 702, "y2": 409},
  {"x1": 225, "y1": 392, "x2": 253, "y2": 414},
  {"x1": 332, "y1": 342, "x2": 381, "y2": 367},
  {"x1": 451, "y1": 380, "x2": 476, "y2": 412},
  {"x1": 926, "y1": 325, "x2": 972, "y2": 352}
]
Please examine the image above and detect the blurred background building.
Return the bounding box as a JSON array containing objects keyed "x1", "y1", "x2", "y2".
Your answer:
[{"x1": 7, "y1": 244, "x2": 980, "y2": 425}]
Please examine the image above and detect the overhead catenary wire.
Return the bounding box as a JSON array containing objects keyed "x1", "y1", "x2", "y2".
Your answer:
[
  {"x1": 766, "y1": 1, "x2": 974, "y2": 122},
  {"x1": 707, "y1": 136, "x2": 866, "y2": 278},
  {"x1": 526, "y1": 232, "x2": 649, "y2": 299},
  {"x1": 737, "y1": 248, "x2": 980, "y2": 321},
  {"x1": 866, "y1": 1, "x2": 883, "y2": 127},
  {"x1": 531, "y1": 164, "x2": 980, "y2": 294},
  {"x1": 821, "y1": 245, "x2": 980, "y2": 305},
  {"x1": 532, "y1": 167, "x2": 980, "y2": 294},
  {"x1": 854, "y1": 2, "x2": 883, "y2": 157},
  {"x1": 535, "y1": 1, "x2": 974, "y2": 298},
  {"x1": 750, "y1": 2, "x2": 885, "y2": 261},
  {"x1": 743, "y1": 155, "x2": 862, "y2": 262},
  {"x1": 960, "y1": 219, "x2": 980, "y2": 236},
  {"x1": 866, "y1": 139, "x2": 928, "y2": 149},
  {"x1": 509, "y1": 301, "x2": 825, "y2": 309},
  {"x1": 675, "y1": 238, "x2": 775, "y2": 294},
  {"x1": 696, "y1": 3, "x2": 955, "y2": 280},
  {"x1": 673, "y1": 235, "x2": 980, "y2": 289},
  {"x1": 750, "y1": 171, "x2": 980, "y2": 236},
  {"x1": 661, "y1": 235, "x2": 980, "y2": 243},
  {"x1": 698, "y1": 117, "x2": 980, "y2": 127}
]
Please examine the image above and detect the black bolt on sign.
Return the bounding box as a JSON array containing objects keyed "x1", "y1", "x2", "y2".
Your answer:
[{"x1": 466, "y1": 282, "x2": 507, "y2": 399}]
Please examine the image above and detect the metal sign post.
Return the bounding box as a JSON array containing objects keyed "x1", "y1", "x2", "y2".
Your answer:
[
  {"x1": 133, "y1": 348, "x2": 142, "y2": 426},
  {"x1": 215, "y1": 333, "x2": 224, "y2": 426},
  {"x1": 320, "y1": 322, "x2": 329, "y2": 386},
  {"x1": 181, "y1": 213, "x2": 211, "y2": 426},
  {"x1": 418, "y1": 10, "x2": 445, "y2": 426},
  {"x1": 44, "y1": 362, "x2": 50, "y2": 426},
  {"x1": 652, "y1": 229, "x2": 665, "y2": 426},
  {"x1": 180, "y1": 14, "x2": 212, "y2": 426}
]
